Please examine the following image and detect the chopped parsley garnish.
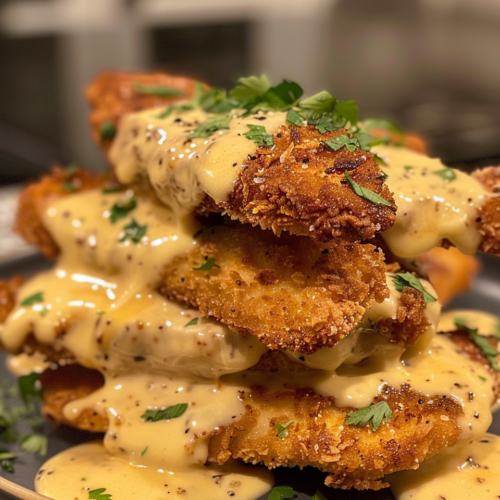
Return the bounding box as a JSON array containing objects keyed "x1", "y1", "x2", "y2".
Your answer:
[
  {"x1": 404, "y1": 165, "x2": 414, "y2": 171},
  {"x1": 132, "y1": 83, "x2": 184, "y2": 98},
  {"x1": 102, "y1": 187, "x2": 124, "y2": 194},
  {"x1": 96, "y1": 311, "x2": 106, "y2": 316},
  {"x1": 193, "y1": 258, "x2": 220, "y2": 271},
  {"x1": 323, "y1": 134, "x2": 359, "y2": 152},
  {"x1": 100, "y1": 121, "x2": 115, "y2": 141},
  {"x1": 62, "y1": 181, "x2": 77, "y2": 193},
  {"x1": 109, "y1": 198, "x2": 137, "y2": 223},
  {"x1": 392, "y1": 272, "x2": 437, "y2": 304},
  {"x1": 344, "y1": 171, "x2": 392, "y2": 207},
  {"x1": 39, "y1": 307, "x2": 49, "y2": 318},
  {"x1": 244, "y1": 124, "x2": 274, "y2": 147},
  {"x1": 346, "y1": 401, "x2": 392, "y2": 431},
  {"x1": 373, "y1": 153, "x2": 388, "y2": 166},
  {"x1": 118, "y1": 219, "x2": 147, "y2": 244},
  {"x1": 141, "y1": 403, "x2": 188, "y2": 422},
  {"x1": 184, "y1": 318, "x2": 199, "y2": 327},
  {"x1": 434, "y1": 167, "x2": 456, "y2": 182},
  {"x1": 334, "y1": 100, "x2": 359, "y2": 127},
  {"x1": 190, "y1": 115, "x2": 232, "y2": 139},
  {"x1": 20, "y1": 434, "x2": 47, "y2": 456},
  {"x1": 141, "y1": 446, "x2": 148, "y2": 456},
  {"x1": 479, "y1": 375, "x2": 487, "y2": 382},
  {"x1": 18, "y1": 373, "x2": 42, "y2": 405},
  {"x1": 229, "y1": 75, "x2": 272, "y2": 100},
  {"x1": 20, "y1": 292, "x2": 44, "y2": 307},
  {"x1": 158, "y1": 102, "x2": 195, "y2": 119},
  {"x1": 89, "y1": 488, "x2": 113, "y2": 500},
  {"x1": 454, "y1": 318, "x2": 500, "y2": 371},
  {"x1": 275, "y1": 420, "x2": 294, "y2": 439},
  {"x1": 286, "y1": 109, "x2": 304, "y2": 126},
  {"x1": 267, "y1": 486, "x2": 297, "y2": 500}
]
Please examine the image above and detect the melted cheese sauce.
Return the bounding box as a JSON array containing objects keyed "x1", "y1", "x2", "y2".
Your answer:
[
  {"x1": 390, "y1": 433, "x2": 500, "y2": 500},
  {"x1": 110, "y1": 107, "x2": 286, "y2": 214},
  {"x1": 1, "y1": 186, "x2": 498, "y2": 498},
  {"x1": 375, "y1": 145, "x2": 487, "y2": 258},
  {"x1": 439, "y1": 310, "x2": 500, "y2": 337}
]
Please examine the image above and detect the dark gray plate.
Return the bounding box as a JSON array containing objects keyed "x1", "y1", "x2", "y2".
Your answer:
[{"x1": 0, "y1": 253, "x2": 499, "y2": 500}]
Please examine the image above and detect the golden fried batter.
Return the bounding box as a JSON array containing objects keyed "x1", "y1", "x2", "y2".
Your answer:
[
  {"x1": 86, "y1": 72, "x2": 198, "y2": 148},
  {"x1": 0, "y1": 276, "x2": 24, "y2": 325},
  {"x1": 218, "y1": 124, "x2": 396, "y2": 243},
  {"x1": 159, "y1": 224, "x2": 389, "y2": 353}
]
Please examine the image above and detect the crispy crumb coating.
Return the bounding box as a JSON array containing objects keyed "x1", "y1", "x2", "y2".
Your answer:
[
  {"x1": 217, "y1": 124, "x2": 396, "y2": 243},
  {"x1": 0, "y1": 276, "x2": 24, "y2": 325},
  {"x1": 86, "y1": 72, "x2": 198, "y2": 148},
  {"x1": 472, "y1": 166, "x2": 500, "y2": 255},
  {"x1": 159, "y1": 224, "x2": 389, "y2": 353}
]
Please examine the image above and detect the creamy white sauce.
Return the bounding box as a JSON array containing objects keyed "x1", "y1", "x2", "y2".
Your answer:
[
  {"x1": 390, "y1": 433, "x2": 500, "y2": 499},
  {"x1": 110, "y1": 107, "x2": 286, "y2": 214},
  {"x1": 375, "y1": 145, "x2": 487, "y2": 258}
]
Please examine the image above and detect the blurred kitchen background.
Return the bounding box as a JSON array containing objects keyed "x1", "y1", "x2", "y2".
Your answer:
[{"x1": 1, "y1": 0, "x2": 500, "y2": 263}]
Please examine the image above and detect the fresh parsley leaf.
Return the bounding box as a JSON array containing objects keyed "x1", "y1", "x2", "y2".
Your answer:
[
  {"x1": 157, "y1": 102, "x2": 194, "y2": 119},
  {"x1": 39, "y1": 307, "x2": 49, "y2": 318},
  {"x1": 62, "y1": 181, "x2": 76, "y2": 193},
  {"x1": 275, "y1": 420, "x2": 294, "y2": 439},
  {"x1": 323, "y1": 134, "x2": 360, "y2": 152},
  {"x1": 434, "y1": 167, "x2": 456, "y2": 182},
  {"x1": 346, "y1": 401, "x2": 392, "y2": 431},
  {"x1": 362, "y1": 118, "x2": 403, "y2": 134},
  {"x1": 0, "y1": 460, "x2": 14, "y2": 473},
  {"x1": 190, "y1": 115, "x2": 232, "y2": 139},
  {"x1": 184, "y1": 318, "x2": 199, "y2": 327},
  {"x1": 373, "y1": 154, "x2": 388, "y2": 166},
  {"x1": 310, "y1": 492, "x2": 327, "y2": 500},
  {"x1": 352, "y1": 131, "x2": 372, "y2": 151},
  {"x1": 286, "y1": 109, "x2": 304, "y2": 126},
  {"x1": 20, "y1": 292, "x2": 44, "y2": 307},
  {"x1": 141, "y1": 403, "x2": 188, "y2": 422},
  {"x1": 89, "y1": 488, "x2": 113, "y2": 500},
  {"x1": 132, "y1": 83, "x2": 184, "y2": 98},
  {"x1": 97, "y1": 311, "x2": 106, "y2": 316},
  {"x1": 100, "y1": 121, "x2": 115, "y2": 141},
  {"x1": 404, "y1": 165, "x2": 414, "y2": 171},
  {"x1": 299, "y1": 90, "x2": 336, "y2": 116},
  {"x1": 267, "y1": 486, "x2": 297, "y2": 500},
  {"x1": 454, "y1": 318, "x2": 500, "y2": 371},
  {"x1": 242, "y1": 80, "x2": 303, "y2": 115},
  {"x1": 20, "y1": 434, "x2": 47, "y2": 456},
  {"x1": 193, "y1": 258, "x2": 220, "y2": 271},
  {"x1": 244, "y1": 124, "x2": 274, "y2": 147},
  {"x1": 18, "y1": 373, "x2": 42, "y2": 405},
  {"x1": 198, "y1": 88, "x2": 237, "y2": 113},
  {"x1": 118, "y1": 219, "x2": 147, "y2": 244},
  {"x1": 109, "y1": 198, "x2": 137, "y2": 223},
  {"x1": 392, "y1": 272, "x2": 437, "y2": 304},
  {"x1": 141, "y1": 446, "x2": 148, "y2": 456},
  {"x1": 229, "y1": 75, "x2": 271, "y2": 100},
  {"x1": 479, "y1": 375, "x2": 487, "y2": 382},
  {"x1": 344, "y1": 171, "x2": 392, "y2": 207},
  {"x1": 335, "y1": 100, "x2": 359, "y2": 126}
]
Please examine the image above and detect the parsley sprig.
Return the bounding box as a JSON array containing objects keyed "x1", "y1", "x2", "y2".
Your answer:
[
  {"x1": 455, "y1": 318, "x2": 500, "y2": 371},
  {"x1": 244, "y1": 124, "x2": 274, "y2": 147},
  {"x1": 193, "y1": 258, "x2": 220, "y2": 271},
  {"x1": 118, "y1": 219, "x2": 147, "y2": 244},
  {"x1": 344, "y1": 172, "x2": 391, "y2": 207},
  {"x1": 346, "y1": 401, "x2": 392, "y2": 431},
  {"x1": 268, "y1": 486, "x2": 297, "y2": 500},
  {"x1": 392, "y1": 272, "x2": 437, "y2": 304},
  {"x1": 89, "y1": 488, "x2": 113, "y2": 500},
  {"x1": 141, "y1": 403, "x2": 188, "y2": 422},
  {"x1": 275, "y1": 420, "x2": 294, "y2": 439},
  {"x1": 109, "y1": 198, "x2": 137, "y2": 223}
]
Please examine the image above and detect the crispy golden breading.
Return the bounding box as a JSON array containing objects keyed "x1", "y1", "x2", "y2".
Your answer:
[
  {"x1": 159, "y1": 224, "x2": 389, "y2": 353},
  {"x1": 15, "y1": 166, "x2": 108, "y2": 258},
  {"x1": 472, "y1": 166, "x2": 500, "y2": 255},
  {"x1": 415, "y1": 247, "x2": 480, "y2": 305},
  {"x1": 86, "y1": 72, "x2": 198, "y2": 148},
  {"x1": 218, "y1": 124, "x2": 396, "y2": 243},
  {"x1": 0, "y1": 276, "x2": 24, "y2": 325}
]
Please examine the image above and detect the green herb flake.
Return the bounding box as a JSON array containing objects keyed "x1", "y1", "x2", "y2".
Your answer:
[
  {"x1": 141, "y1": 403, "x2": 188, "y2": 422},
  {"x1": 335, "y1": 100, "x2": 359, "y2": 126},
  {"x1": 141, "y1": 446, "x2": 148, "y2": 456},
  {"x1": 97, "y1": 311, "x2": 106, "y2": 316},
  {"x1": 20, "y1": 292, "x2": 44, "y2": 307},
  {"x1": 184, "y1": 318, "x2": 199, "y2": 328},
  {"x1": 89, "y1": 488, "x2": 113, "y2": 500},
  {"x1": 62, "y1": 181, "x2": 76, "y2": 193},
  {"x1": 109, "y1": 198, "x2": 137, "y2": 223},
  {"x1": 392, "y1": 272, "x2": 437, "y2": 304},
  {"x1": 373, "y1": 153, "x2": 388, "y2": 166},
  {"x1": 310, "y1": 492, "x2": 327, "y2": 500},
  {"x1": 118, "y1": 219, "x2": 147, "y2": 244},
  {"x1": 39, "y1": 307, "x2": 49, "y2": 318},
  {"x1": 454, "y1": 318, "x2": 500, "y2": 372},
  {"x1": 190, "y1": 115, "x2": 232, "y2": 139},
  {"x1": 434, "y1": 167, "x2": 457, "y2": 182},
  {"x1": 346, "y1": 401, "x2": 393, "y2": 431},
  {"x1": 275, "y1": 420, "x2": 294, "y2": 439},
  {"x1": 479, "y1": 375, "x2": 487, "y2": 382},
  {"x1": 298, "y1": 90, "x2": 336, "y2": 116},
  {"x1": 244, "y1": 124, "x2": 274, "y2": 147},
  {"x1": 344, "y1": 171, "x2": 392, "y2": 207},
  {"x1": 132, "y1": 83, "x2": 184, "y2": 98},
  {"x1": 267, "y1": 486, "x2": 297, "y2": 500},
  {"x1": 229, "y1": 75, "x2": 271, "y2": 100},
  {"x1": 323, "y1": 134, "x2": 360, "y2": 152},
  {"x1": 100, "y1": 121, "x2": 116, "y2": 142},
  {"x1": 102, "y1": 187, "x2": 124, "y2": 194},
  {"x1": 20, "y1": 434, "x2": 47, "y2": 456},
  {"x1": 193, "y1": 258, "x2": 220, "y2": 271},
  {"x1": 0, "y1": 460, "x2": 14, "y2": 473},
  {"x1": 157, "y1": 102, "x2": 194, "y2": 119},
  {"x1": 404, "y1": 165, "x2": 414, "y2": 171},
  {"x1": 286, "y1": 109, "x2": 304, "y2": 127}
]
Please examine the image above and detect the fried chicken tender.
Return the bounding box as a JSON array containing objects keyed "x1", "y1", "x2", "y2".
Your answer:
[
  {"x1": 86, "y1": 72, "x2": 198, "y2": 148},
  {"x1": 218, "y1": 124, "x2": 396, "y2": 243},
  {"x1": 0, "y1": 276, "x2": 24, "y2": 325}
]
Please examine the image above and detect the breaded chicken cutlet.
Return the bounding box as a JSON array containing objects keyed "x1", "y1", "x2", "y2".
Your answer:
[{"x1": 2, "y1": 72, "x2": 500, "y2": 500}]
